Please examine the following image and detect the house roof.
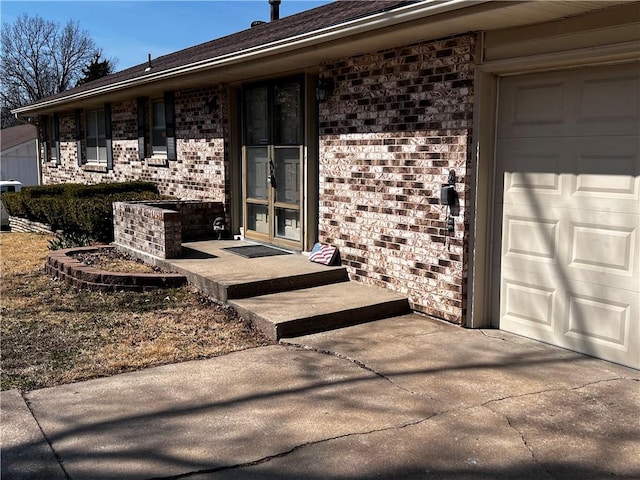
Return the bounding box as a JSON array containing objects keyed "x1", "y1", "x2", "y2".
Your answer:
[
  {"x1": 15, "y1": 0, "x2": 411, "y2": 111},
  {"x1": 75, "y1": 0, "x2": 411, "y2": 93},
  {"x1": 1, "y1": 124, "x2": 37, "y2": 151},
  {"x1": 12, "y1": 0, "x2": 634, "y2": 116}
]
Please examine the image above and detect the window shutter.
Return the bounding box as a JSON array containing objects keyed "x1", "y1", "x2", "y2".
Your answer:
[
  {"x1": 164, "y1": 91, "x2": 177, "y2": 161},
  {"x1": 41, "y1": 115, "x2": 49, "y2": 163},
  {"x1": 75, "y1": 110, "x2": 83, "y2": 166},
  {"x1": 52, "y1": 113, "x2": 61, "y2": 165},
  {"x1": 105, "y1": 103, "x2": 113, "y2": 170},
  {"x1": 137, "y1": 97, "x2": 147, "y2": 160}
]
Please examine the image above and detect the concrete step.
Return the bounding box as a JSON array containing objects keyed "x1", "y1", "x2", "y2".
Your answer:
[
  {"x1": 229, "y1": 281, "x2": 411, "y2": 341},
  {"x1": 156, "y1": 241, "x2": 350, "y2": 302},
  {"x1": 224, "y1": 268, "x2": 349, "y2": 300},
  {"x1": 176, "y1": 263, "x2": 350, "y2": 302}
]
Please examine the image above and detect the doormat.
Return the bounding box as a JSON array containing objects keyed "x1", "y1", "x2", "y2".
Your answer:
[{"x1": 223, "y1": 245, "x2": 293, "y2": 259}]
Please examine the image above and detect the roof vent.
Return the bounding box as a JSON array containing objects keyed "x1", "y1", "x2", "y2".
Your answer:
[
  {"x1": 144, "y1": 53, "x2": 153, "y2": 72},
  {"x1": 269, "y1": 0, "x2": 281, "y2": 21},
  {"x1": 251, "y1": 20, "x2": 267, "y2": 28}
]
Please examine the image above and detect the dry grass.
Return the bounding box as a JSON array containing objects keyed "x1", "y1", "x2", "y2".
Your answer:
[{"x1": 0, "y1": 233, "x2": 271, "y2": 392}]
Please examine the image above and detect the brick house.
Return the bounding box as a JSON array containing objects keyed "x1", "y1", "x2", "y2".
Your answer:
[{"x1": 13, "y1": 0, "x2": 640, "y2": 369}]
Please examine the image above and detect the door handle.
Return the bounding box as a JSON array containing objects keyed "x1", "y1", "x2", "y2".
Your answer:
[{"x1": 268, "y1": 159, "x2": 276, "y2": 187}]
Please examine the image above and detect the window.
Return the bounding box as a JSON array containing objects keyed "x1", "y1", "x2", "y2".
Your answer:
[
  {"x1": 48, "y1": 115, "x2": 59, "y2": 163},
  {"x1": 151, "y1": 99, "x2": 167, "y2": 155},
  {"x1": 137, "y1": 93, "x2": 175, "y2": 162},
  {"x1": 86, "y1": 109, "x2": 107, "y2": 164}
]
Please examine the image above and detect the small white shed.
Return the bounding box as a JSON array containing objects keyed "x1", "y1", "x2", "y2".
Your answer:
[{"x1": 0, "y1": 124, "x2": 39, "y2": 186}]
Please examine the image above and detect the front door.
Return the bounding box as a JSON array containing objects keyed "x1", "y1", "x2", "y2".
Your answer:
[{"x1": 242, "y1": 78, "x2": 303, "y2": 250}]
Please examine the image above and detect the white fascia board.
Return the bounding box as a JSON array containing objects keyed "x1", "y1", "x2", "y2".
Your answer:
[{"x1": 12, "y1": 0, "x2": 486, "y2": 115}]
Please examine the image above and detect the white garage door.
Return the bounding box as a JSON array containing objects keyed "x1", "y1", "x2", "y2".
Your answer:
[{"x1": 493, "y1": 63, "x2": 640, "y2": 369}]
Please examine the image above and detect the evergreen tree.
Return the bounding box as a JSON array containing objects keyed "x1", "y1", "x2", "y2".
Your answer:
[{"x1": 76, "y1": 51, "x2": 115, "y2": 86}]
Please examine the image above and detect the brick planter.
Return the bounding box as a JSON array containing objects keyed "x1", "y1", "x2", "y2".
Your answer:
[{"x1": 46, "y1": 246, "x2": 188, "y2": 292}]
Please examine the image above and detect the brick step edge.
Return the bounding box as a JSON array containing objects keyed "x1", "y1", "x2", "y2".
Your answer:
[{"x1": 46, "y1": 246, "x2": 188, "y2": 292}]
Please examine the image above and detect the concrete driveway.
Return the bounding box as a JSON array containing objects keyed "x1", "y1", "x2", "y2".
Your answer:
[{"x1": 2, "y1": 314, "x2": 638, "y2": 479}]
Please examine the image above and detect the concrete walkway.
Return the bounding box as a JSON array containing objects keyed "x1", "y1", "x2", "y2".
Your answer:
[{"x1": 2, "y1": 314, "x2": 638, "y2": 480}]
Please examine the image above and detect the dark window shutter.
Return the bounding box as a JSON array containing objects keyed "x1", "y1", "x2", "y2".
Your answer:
[
  {"x1": 164, "y1": 91, "x2": 176, "y2": 161},
  {"x1": 75, "y1": 110, "x2": 83, "y2": 166},
  {"x1": 41, "y1": 115, "x2": 49, "y2": 163},
  {"x1": 104, "y1": 103, "x2": 113, "y2": 170},
  {"x1": 137, "y1": 97, "x2": 147, "y2": 160},
  {"x1": 52, "y1": 113, "x2": 61, "y2": 165}
]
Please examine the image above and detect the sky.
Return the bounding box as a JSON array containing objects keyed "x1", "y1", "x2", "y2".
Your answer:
[{"x1": 0, "y1": 0, "x2": 332, "y2": 70}]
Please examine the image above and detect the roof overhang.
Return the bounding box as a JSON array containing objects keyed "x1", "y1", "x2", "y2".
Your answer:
[{"x1": 12, "y1": 0, "x2": 631, "y2": 117}]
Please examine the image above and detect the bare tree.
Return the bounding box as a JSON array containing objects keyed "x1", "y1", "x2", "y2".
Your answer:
[{"x1": 1, "y1": 14, "x2": 108, "y2": 114}]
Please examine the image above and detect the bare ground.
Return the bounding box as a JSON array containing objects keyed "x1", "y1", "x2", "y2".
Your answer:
[{"x1": 0, "y1": 233, "x2": 271, "y2": 392}]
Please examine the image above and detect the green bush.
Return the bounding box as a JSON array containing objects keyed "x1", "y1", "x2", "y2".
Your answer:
[
  {"x1": 21, "y1": 184, "x2": 68, "y2": 198},
  {"x1": 1, "y1": 192, "x2": 27, "y2": 217},
  {"x1": 48, "y1": 231, "x2": 94, "y2": 250},
  {"x1": 3, "y1": 181, "x2": 167, "y2": 243}
]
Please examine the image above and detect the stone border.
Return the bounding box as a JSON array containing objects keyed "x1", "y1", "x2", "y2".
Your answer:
[
  {"x1": 46, "y1": 246, "x2": 188, "y2": 292},
  {"x1": 8, "y1": 216, "x2": 54, "y2": 234}
]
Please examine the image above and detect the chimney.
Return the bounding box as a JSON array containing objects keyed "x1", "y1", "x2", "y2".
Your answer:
[{"x1": 269, "y1": 0, "x2": 281, "y2": 21}]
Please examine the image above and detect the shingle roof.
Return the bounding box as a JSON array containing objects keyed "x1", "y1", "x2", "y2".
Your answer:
[
  {"x1": 38, "y1": 1, "x2": 412, "y2": 105},
  {"x1": 1, "y1": 124, "x2": 37, "y2": 151}
]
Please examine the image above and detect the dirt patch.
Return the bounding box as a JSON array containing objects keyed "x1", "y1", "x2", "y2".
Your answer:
[
  {"x1": 72, "y1": 246, "x2": 160, "y2": 274},
  {"x1": 0, "y1": 233, "x2": 272, "y2": 392}
]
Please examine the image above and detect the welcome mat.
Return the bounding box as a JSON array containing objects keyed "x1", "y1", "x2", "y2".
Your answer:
[{"x1": 223, "y1": 245, "x2": 293, "y2": 259}]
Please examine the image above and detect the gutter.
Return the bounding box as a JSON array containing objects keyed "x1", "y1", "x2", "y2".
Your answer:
[{"x1": 12, "y1": 0, "x2": 488, "y2": 117}]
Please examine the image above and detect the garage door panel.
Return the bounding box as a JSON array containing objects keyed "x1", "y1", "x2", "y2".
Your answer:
[
  {"x1": 562, "y1": 282, "x2": 638, "y2": 368},
  {"x1": 494, "y1": 63, "x2": 640, "y2": 369},
  {"x1": 566, "y1": 294, "x2": 631, "y2": 348},
  {"x1": 499, "y1": 136, "x2": 639, "y2": 212},
  {"x1": 569, "y1": 136, "x2": 640, "y2": 212},
  {"x1": 500, "y1": 213, "x2": 638, "y2": 290},
  {"x1": 501, "y1": 267, "x2": 558, "y2": 332},
  {"x1": 498, "y1": 74, "x2": 570, "y2": 138},
  {"x1": 576, "y1": 71, "x2": 640, "y2": 136},
  {"x1": 567, "y1": 211, "x2": 638, "y2": 291},
  {"x1": 496, "y1": 137, "x2": 562, "y2": 205},
  {"x1": 499, "y1": 65, "x2": 640, "y2": 138},
  {"x1": 498, "y1": 139, "x2": 561, "y2": 187},
  {"x1": 501, "y1": 213, "x2": 559, "y2": 265},
  {"x1": 500, "y1": 269, "x2": 559, "y2": 336}
]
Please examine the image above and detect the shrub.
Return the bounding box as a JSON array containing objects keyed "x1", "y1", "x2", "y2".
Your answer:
[
  {"x1": 48, "y1": 232, "x2": 94, "y2": 250},
  {"x1": 1, "y1": 192, "x2": 27, "y2": 217},
  {"x1": 4, "y1": 181, "x2": 168, "y2": 243}
]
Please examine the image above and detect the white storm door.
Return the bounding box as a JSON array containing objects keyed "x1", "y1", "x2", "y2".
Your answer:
[{"x1": 493, "y1": 64, "x2": 640, "y2": 369}]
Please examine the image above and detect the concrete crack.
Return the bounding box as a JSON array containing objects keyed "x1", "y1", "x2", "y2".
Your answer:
[
  {"x1": 483, "y1": 405, "x2": 556, "y2": 480},
  {"x1": 153, "y1": 414, "x2": 440, "y2": 479},
  {"x1": 480, "y1": 377, "x2": 625, "y2": 407},
  {"x1": 280, "y1": 340, "x2": 429, "y2": 398},
  {"x1": 22, "y1": 393, "x2": 72, "y2": 480}
]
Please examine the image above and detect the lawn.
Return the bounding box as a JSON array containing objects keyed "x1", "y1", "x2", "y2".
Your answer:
[{"x1": 0, "y1": 233, "x2": 270, "y2": 392}]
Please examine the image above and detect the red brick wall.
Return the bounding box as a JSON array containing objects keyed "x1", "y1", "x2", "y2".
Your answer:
[
  {"x1": 41, "y1": 86, "x2": 229, "y2": 207},
  {"x1": 318, "y1": 34, "x2": 476, "y2": 323}
]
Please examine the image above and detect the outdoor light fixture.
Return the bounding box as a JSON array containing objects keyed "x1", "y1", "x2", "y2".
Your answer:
[
  {"x1": 203, "y1": 97, "x2": 217, "y2": 114},
  {"x1": 316, "y1": 78, "x2": 334, "y2": 102}
]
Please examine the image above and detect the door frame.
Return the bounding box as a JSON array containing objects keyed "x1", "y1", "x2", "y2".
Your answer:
[
  {"x1": 467, "y1": 12, "x2": 640, "y2": 329},
  {"x1": 230, "y1": 74, "x2": 319, "y2": 252}
]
